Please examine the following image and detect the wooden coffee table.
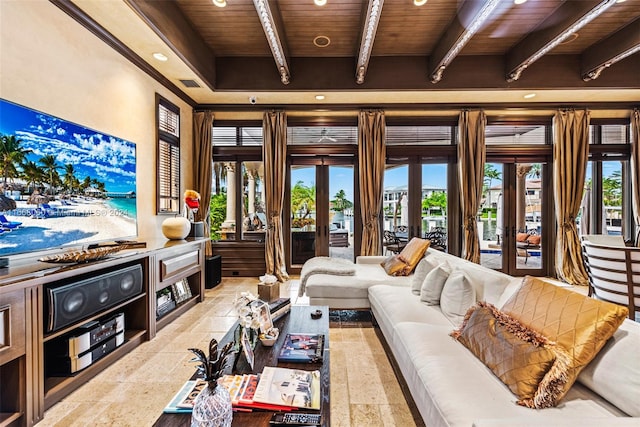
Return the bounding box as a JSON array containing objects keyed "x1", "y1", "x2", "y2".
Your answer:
[{"x1": 153, "y1": 305, "x2": 330, "y2": 427}]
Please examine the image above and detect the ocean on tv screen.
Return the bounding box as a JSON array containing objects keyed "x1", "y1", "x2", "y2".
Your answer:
[{"x1": 0, "y1": 99, "x2": 137, "y2": 257}]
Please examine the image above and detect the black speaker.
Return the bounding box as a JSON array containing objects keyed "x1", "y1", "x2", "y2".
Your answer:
[
  {"x1": 205, "y1": 255, "x2": 222, "y2": 289},
  {"x1": 45, "y1": 264, "x2": 143, "y2": 333}
]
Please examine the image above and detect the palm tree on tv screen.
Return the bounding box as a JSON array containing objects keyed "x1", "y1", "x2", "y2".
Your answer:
[
  {"x1": 63, "y1": 164, "x2": 80, "y2": 195},
  {"x1": 39, "y1": 154, "x2": 61, "y2": 195},
  {"x1": 0, "y1": 134, "x2": 31, "y2": 188},
  {"x1": 21, "y1": 160, "x2": 45, "y2": 192}
]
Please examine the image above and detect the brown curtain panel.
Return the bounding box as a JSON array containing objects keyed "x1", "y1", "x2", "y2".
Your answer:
[
  {"x1": 631, "y1": 109, "x2": 640, "y2": 246},
  {"x1": 458, "y1": 110, "x2": 486, "y2": 263},
  {"x1": 631, "y1": 110, "x2": 640, "y2": 247},
  {"x1": 193, "y1": 111, "x2": 214, "y2": 257},
  {"x1": 358, "y1": 110, "x2": 386, "y2": 256},
  {"x1": 553, "y1": 109, "x2": 590, "y2": 285},
  {"x1": 263, "y1": 111, "x2": 289, "y2": 282}
]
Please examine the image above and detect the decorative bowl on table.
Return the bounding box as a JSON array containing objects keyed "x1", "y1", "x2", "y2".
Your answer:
[
  {"x1": 38, "y1": 246, "x2": 123, "y2": 263},
  {"x1": 259, "y1": 328, "x2": 279, "y2": 347}
]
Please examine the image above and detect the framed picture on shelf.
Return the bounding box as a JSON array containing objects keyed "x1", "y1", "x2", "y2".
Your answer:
[{"x1": 172, "y1": 278, "x2": 192, "y2": 304}]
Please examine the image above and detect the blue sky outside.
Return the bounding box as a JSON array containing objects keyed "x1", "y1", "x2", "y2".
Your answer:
[
  {"x1": 0, "y1": 99, "x2": 136, "y2": 194},
  {"x1": 291, "y1": 163, "x2": 449, "y2": 204}
]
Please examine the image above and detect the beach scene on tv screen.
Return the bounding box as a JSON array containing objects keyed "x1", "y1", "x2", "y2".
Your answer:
[{"x1": 0, "y1": 99, "x2": 137, "y2": 256}]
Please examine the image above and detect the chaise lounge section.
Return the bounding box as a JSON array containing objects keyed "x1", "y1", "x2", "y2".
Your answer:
[{"x1": 301, "y1": 246, "x2": 640, "y2": 426}]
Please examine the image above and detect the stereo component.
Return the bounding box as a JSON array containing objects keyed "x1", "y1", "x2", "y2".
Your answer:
[
  {"x1": 45, "y1": 264, "x2": 143, "y2": 333},
  {"x1": 46, "y1": 331, "x2": 124, "y2": 376},
  {"x1": 46, "y1": 313, "x2": 124, "y2": 358}
]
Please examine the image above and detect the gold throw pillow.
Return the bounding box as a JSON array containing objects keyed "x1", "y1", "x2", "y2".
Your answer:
[
  {"x1": 501, "y1": 276, "x2": 628, "y2": 403},
  {"x1": 452, "y1": 302, "x2": 571, "y2": 408},
  {"x1": 398, "y1": 238, "x2": 431, "y2": 274},
  {"x1": 380, "y1": 255, "x2": 409, "y2": 276}
]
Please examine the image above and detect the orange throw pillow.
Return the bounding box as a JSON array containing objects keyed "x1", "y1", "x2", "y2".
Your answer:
[
  {"x1": 516, "y1": 232, "x2": 530, "y2": 242},
  {"x1": 527, "y1": 235, "x2": 541, "y2": 245},
  {"x1": 380, "y1": 255, "x2": 409, "y2": 276},
  {"x1": 398, "y1": 238, "x2": 431, "y2": 274}
]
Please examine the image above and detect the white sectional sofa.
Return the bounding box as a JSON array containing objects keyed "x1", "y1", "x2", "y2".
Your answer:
[{"x1": 303, "y1": 248, "x2": 640, "y2": 426}]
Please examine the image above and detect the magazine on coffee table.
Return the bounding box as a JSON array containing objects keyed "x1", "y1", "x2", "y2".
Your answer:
[
  {"x1": 252, "y1": 366, "x2": 321, "y2": 410},
  {"x1": 277, "y1": 333, "x2": 325, "y2": 363}
]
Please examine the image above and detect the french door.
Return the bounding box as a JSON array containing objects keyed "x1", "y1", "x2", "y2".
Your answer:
[
  {"x1": 287, "y1": 160, "x2": 356, "y2": 271},
  {"x1": 383, "y1": 162, "x2": 452, "y2": 251},
  {"x1": 480, "y1": 161, "x2": 552, "y2": 276}
]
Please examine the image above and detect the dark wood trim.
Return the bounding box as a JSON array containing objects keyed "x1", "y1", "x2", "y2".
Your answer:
[
  {"x1": 199, "y1": 100, "x2": 640, "y2": 113},
  {"x1": 212, "y1": 54, "x2": 640, "y2": 92},
  {"x1": 49, "y1": 0, "x2": 196, "y2": 107},
  {"x1": 125, "y1": 0, "x2": 217, "y2": 92}
]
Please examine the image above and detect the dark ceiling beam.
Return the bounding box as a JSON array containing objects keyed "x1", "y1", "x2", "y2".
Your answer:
[
  {"x1": 581, "y1": 17, "x2": 640, "y2": 81},
  {"x1": 355, "y1": 0, "x2": 384, "y2": 85},
  {"x1": 125, "y1": 0, "x2": 217, "y2": 91},
  {"x1": 428, "y1": 0, "x2": 502, "y2": 84},
  {"x1": 214, "y1": 54, "x2": 640, "y2": 91},
  {"x1": 252, "y1": 0, "x2": 291, "y2": 85},
  {"x1": 506, "y1": 0, "x2": 617, "y2": 82}
]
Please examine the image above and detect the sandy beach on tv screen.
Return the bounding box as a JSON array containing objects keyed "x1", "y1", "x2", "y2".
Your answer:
[{"x1": 0, "y1": 198, "x2": 136, "y2": 255}]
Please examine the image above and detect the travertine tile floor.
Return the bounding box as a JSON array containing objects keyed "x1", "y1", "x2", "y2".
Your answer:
[{"x1": 39, "y1": 277, "x2": 416, "y2": 427}]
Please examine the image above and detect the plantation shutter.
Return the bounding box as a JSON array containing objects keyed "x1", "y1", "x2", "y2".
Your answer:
[{"x1": 157, "y1": 98, "x2": 180, "y2": 213}]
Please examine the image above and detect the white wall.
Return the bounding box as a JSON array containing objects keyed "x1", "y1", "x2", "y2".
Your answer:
[{"x1": 0, "y1": 0, "x2": 193, "y2": 240}]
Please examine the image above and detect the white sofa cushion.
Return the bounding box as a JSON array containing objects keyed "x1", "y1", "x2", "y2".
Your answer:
[
  {"x1": 420, "y1": 262, "x2": 451, "y2": 304},
  {"x1": 411, "y1": 255, "x2": 441, "y2": 295},
  {"x1": 440, "y1": 269, "x2": 476, "y2": 327},
  {"x1": 392, "y1": 322, "x2": 628, "y2": 427},
  {"x1": 577, "y1": 319, "x2": 640, "y2": 416},
  {"x1": 368, "y1": 285, "x2": 451, "y2": 348}
]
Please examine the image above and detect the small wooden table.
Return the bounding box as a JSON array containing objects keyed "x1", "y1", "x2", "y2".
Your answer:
[{"x1": 153, "y1": 305, "x2": 330, "y2": 427}]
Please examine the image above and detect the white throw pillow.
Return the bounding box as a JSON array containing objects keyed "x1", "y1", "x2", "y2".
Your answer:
[
  {"x1": 440, "y1": 269, "x2": 476, "y2": 327},
  {"x1": 577, "y1": 319, "x2": 640, "y2": 416},
  {"x1": 420, "y1": 262, "x2": 451, "y2": 304},
  {"x1": 411, "y1": 256, "x2": 440, "y2": 295}
]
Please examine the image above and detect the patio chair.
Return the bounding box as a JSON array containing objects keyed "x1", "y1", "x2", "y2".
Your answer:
[
  {"x1": 424, "y1": 226, "x2": 447, "y2": 251},
  {"x1": 516, "y1": 229, "x2": 541, "y2": 264},
  {"x1": 581, "y1": 239, "x2": 640, "y2": 320},
  {"x1": 383, "y1": 230, "x2": 405, "y2": 255}
]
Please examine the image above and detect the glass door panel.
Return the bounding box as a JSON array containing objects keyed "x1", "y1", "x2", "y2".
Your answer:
[
  {"x1": 514, "y1": 162, "x2": 543, "y2": 271},
  {"x1": 480, "y1": 163, "x2": 504, "y2": 270},
  {"x1": 290, "y1": 166, "x2": 316, "y2": 265},
  {"x1": 383, "y1": 165, "x2": 409, "y2": 254},
  {"x1": 480, "y1": 162, "x2": 547, "y2": 275},
  {"x1": 421, "y1": 163, "x2": 448, "y2": 250},
  {"x1": 329, "y1": 166, "x2": 354, "y2": 260}
]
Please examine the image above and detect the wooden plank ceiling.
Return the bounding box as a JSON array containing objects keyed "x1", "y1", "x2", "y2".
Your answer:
[{"x1": 122, "y1": 0, "x2": 640, "y2": 93}]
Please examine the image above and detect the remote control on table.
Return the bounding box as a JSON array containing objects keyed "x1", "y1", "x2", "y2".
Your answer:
[{"x1": 270, "y1": 412, "x2": 321, "y2": 425}]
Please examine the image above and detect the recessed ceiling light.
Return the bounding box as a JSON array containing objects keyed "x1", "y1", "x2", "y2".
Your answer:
[
  {"x1": 152, "y1": 52, "x2": 168, "y2": 62},
  {"x1": 212, "y1": 0, "x2": 227, "y2": 7},
  {"x1": 314, "y1": 0, "x2": 327, "y2": 5},
  {"x1": 315, "y1": 95, "x2": 325, "y2": 100},
  {"x1": 313, "y1": 35, "x2": 331, "y2": 48},
  {"x1": 524, "y1": 93, "x2": 536, "y2": 99},
  {"x1": 616, "y1": 0, "x2": 626, "y2": 3},
  {"x1": 514, "y1": 0, "x2": 527, "y2": 4},
  {"x1": 414, "y1": 0, "x2": 428, "y2": 5}
]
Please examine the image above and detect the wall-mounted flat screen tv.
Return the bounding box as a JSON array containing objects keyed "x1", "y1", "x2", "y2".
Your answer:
[{"x1": 0, "y1": 99, "x2": 137, "y2": 257}]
